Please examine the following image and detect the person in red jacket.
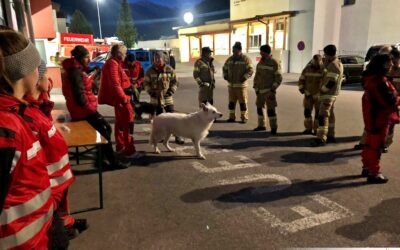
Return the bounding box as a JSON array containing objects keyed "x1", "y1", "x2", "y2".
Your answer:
[
  {"x1": 99, "y1": 44, "x2": 144, "y2": 159},
  {"x1": 124, "y1": 53, "x2": 144, "y2": 119},
  {"x1": 361, "y1": 54, "x2": 400, "y2": 183},
  {"x1": 0, "y1": 30, "x2": 54, "y2": 250},
  {"x1": 24, "y1": 60, "x2": 89, "y2": 239},
  {"x1": 62, "y1": 45, "x2": 127, "y2": 170}
]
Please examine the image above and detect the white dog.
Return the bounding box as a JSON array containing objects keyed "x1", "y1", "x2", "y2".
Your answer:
[{"x1": 149, "y1": 103, "x2": 223, "y2": 159}]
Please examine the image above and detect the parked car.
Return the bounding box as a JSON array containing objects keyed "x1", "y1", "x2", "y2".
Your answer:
[
  {"x1": 88, "y1": 52, "x2": 108, "y2": 70},
  {"x1": 339, "y1": 55, "x2": 364, "y2": 84},
  {"x1": 88, "y1": 49, "x2": 170, "y2": 72}
]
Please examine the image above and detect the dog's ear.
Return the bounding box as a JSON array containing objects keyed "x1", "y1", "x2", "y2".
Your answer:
[{"x1": 200, "y1": 103, "x2": 208, "y2": 111}]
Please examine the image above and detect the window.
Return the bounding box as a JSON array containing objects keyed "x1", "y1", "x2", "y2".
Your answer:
[
  {"x1": 343, "y1": 0, "x2": 356, "y2": 6},
  {"x1": 135, "y1": 51, "x2": 150, "y2": 62},
  {"x1": 250, "y1": 34, "x2": 262, "y2": 48}
]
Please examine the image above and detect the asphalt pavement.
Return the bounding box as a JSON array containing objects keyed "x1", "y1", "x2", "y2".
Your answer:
[{"x1": 56, "y1": 63, "x2": 400, "y2": 249}]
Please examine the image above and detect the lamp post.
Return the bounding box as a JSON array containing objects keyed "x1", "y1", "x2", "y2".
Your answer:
[{"x1": 96, "y1": 0, "x2": 103, "y2": 39}]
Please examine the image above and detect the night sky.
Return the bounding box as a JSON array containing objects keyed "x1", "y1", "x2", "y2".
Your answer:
[{"x1": 53, "y1": 0, "x2": 229, "y2": 39}]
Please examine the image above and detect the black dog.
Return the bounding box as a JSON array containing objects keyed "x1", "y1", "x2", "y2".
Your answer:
[{"x1": 133, "y1": 101, "x2": 156, "y2": 118}]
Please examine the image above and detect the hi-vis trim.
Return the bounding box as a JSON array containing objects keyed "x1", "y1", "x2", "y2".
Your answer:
[
  {"x1": 304, "y1": 73, "x2": 323, "y2": 77},
  {"x1": 0, "y1": 204, "x2": 53, "y2": 250},
  {"x1": 10, "y1": 150, "x2": 21, "y2": 174},
  {"x1": 46, "y1": 154, "x2": 69, "y2": 175},
  {"x1": 27, "y1": 141, "x2": 41, "y2": 160},
  {"x1": 47, "y1": 125, "x2": 56, "y2": 138},
  {"x1": 259, "y1": 88, "x2": 271, "y2": 94},
  {"x1": 326, "y1": 72, "x2": 339, "y2": 80},
  {"x1": 258, "y1": 65, "x2": 274, "y2": 71},
  {"x1": 0, "y1": 187, "x2": 51, "y2": 226},
  {"x1": 50, "y1": 169, "x2": 74, "y2": 187}
]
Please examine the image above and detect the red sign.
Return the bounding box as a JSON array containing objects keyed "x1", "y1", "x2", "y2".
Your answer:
[{"x1": 60, "y1": 33, "x2": 94, "y2": 45}]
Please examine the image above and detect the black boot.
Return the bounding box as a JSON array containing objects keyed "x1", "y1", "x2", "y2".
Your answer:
[
  {"x1": 270, "y1": 128, "x2": 277, "y2": 135},
  {"x1": 311, "y1": 138, "x2": 326, "y2": 147},
  {"x1": 253, "y1": 126, "x2": 266, "y2": 131},
  {"x1": 367, "y1": 173, "x2": 388, "y2": 184}
]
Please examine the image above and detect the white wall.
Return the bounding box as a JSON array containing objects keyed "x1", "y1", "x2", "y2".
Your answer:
[
  {"x1": 312, "y1": 0, "x2": 342, "y2": 55},
  {"x1": 367, "y1": 0, "x2": 400, "y2": 47},
  {"x1": 230, "y1": 0, "x2": 289, "y2": 21},
  {"x1": 288, "y1": 0, "x2": 315, "y2": 73},
  {"x1": 137, "y1": 38, "x2": 181, "y2": 61},
  {"x1": 339, "y1": 0, "x2": 371, "y2": 53}
]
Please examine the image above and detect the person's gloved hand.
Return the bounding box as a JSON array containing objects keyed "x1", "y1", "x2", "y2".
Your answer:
[
  {"x1": 223, "y1": 75, "x2": 228, "y2": 81},
  {"x1": 202, "y1": 82, "x2": 210, "y2": 87},
  {"x1": 254, "y1": 88, "x2": 259, "y2": 95},
  {"x1": 299, "y1": 88, "x2": 305, "y2": 94},
  {"x1": 241, "y1": 76, "x2": 247, "y2": 83},
  {"x1": 165, "y1": 90, "x2": 173, "y2": 97}
]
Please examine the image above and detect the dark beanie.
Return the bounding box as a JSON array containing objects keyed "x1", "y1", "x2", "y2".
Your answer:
[
  {"x1": 323, "y1": 44, "x2": 337, "y2": 57},
  {"x1": 260, "y1": 45, "x2": 271, "y2": 55},
  {"x1": 71, "y1": 45, "x2": 89, "y2": 61},
  {"x1": 233, "y1": 42, "x2": 242, "y2": 50}
]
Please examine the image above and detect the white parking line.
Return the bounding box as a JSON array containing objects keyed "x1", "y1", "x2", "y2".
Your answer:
[
  {"x1": 253, "y1": 194, "x2": 353, "y2": 235},
  {"x1": 191, "y1": 155, "x2": 260, "y2": 173},
  {"x1": 177, "y1": 146, "x2": 232, "y2": 157}
]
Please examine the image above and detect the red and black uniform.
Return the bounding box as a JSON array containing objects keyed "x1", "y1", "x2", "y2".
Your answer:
[
  {"x1": 0, "y1": 95, "x2": 53, "y2": 250},
  {"x1": 361, "y1": 75, "x2": 400, "y2": 175},
  {"x1": 124, "y1": 61, "x2": 144, "y2": 89},
  {"x1": 24, "y1": 95, "x2": 76, "y2": 228},
  {"x1": 99, "y1": 57, "x2": 136, "y2": 155},
  {"x1": 62, "y1": 57, "x2": 119, "y2": 165}
]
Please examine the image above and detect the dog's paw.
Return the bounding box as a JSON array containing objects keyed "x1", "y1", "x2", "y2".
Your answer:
[
  {"x1": 167, "y1": 147, "x2": 175, "y2": 152},
  {"x1": 198, "y1": 154, "x2": 206, "y2": 160},
  {"x1": 154, "y1": 148, "x2": 161, "y2": 154}
]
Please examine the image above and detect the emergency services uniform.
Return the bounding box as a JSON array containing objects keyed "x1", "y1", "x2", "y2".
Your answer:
[
  {"x1": 223, "y1": 54, "x2": 254, "y2": 122},
  {"x1": 298, "y1": 63, "x2": 325, "y2": 133},
  {"x1": 99, "y1": 57, "x2": 136, "y2": 155},
  {"x1": 0, "y1": 95, "x2": 53, "y2": 250},
  {"x1": 143, "y1": 64, "x2": 178, "y2": 114},
  {"x1": 193, "y1": 58, "x2": 215, "y2": 106},
  {"x1": 316, "y1": 57, "x2": 344, "y2": 142},
  {"x1": 385, "y1": 66, "x2": 400, "y2": 147},
  {"x1": 253, "y1": 56, "x2": 282, "y2": 129}
]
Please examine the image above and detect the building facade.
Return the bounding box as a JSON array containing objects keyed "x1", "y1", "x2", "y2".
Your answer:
[{"x1": 178, "y1": 0, "x2": 400, "y2": 73}]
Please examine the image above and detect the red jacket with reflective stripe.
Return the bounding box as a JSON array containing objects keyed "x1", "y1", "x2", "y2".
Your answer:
[
  {"x1": 0, "y1": 95, "x2": 53, "y2": 250},
  {"x1": 98, "y1": 57, "x2": 130, "y2": 106},
  {"x1": 362, "y1": 75, "x2": 400, "y2": 132},
  {"x1": 62, "y1": 58, "x2": 97, "y2": 121},
  {"x1": 24, "y1": 96, "x2": 75, "y2": 197}
]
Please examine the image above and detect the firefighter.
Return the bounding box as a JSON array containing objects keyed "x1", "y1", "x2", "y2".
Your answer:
[
  {"x1": 0, "y1": 30, "x2": 54, "y2": 249},
  {"x1": 223, "y1": 42, "x2": 254, "y2": 123},
  {"x1": 383, "y1": 48, "x2": 400, "y2": 151},
  {"x1": 193, "y1": 47, "x2": 216, "y2": 106},
  {"x1": 253, "y1": 44, "x2": 282, "y2": 134},
  {"x1": 99, "y1": 44, "x2": 144, "y2": 159},
  {"x1": 143, "y1": 51, "x2": 184, "y2": 144},
  {"x1": 361, "y1": 54, "x2": 400, "y2": 183},
  {"x1": 312, "y1": 44, "x2": 344, "y2": 146},
  {"x1": 298, "y1": 54, "x2": 325, "y2": 134}
]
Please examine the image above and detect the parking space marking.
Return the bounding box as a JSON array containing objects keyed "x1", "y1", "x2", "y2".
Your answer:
[
  {"x1": 177, "y1": 146, "x2": 232, "y2": 157},
  {"x1": 253, "y1": 194, "x2": 353, "y2": 235},
  {"x1": 191, "y1": 155, "x2": 260, "y2": 173}
]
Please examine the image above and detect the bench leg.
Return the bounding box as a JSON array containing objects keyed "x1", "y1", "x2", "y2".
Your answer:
[
  {"x1": 76, "y1": 147, "x2": 80, "y2": 165},
  {"x1": 97, "y1": 145, "x2": 103, "y2": 209}
]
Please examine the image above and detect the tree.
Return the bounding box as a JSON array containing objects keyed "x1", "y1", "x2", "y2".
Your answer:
[
  {"x1": 116, "y1": 0, "x2": 138, "y2": 48},
  {"x1": 69, "y1": 10, "x2": 93, "y2": 35}
]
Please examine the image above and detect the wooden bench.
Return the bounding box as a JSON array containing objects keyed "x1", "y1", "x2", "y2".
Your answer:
[{"x1": 52, "y1": 110, "x2": 108, "y2": 213}]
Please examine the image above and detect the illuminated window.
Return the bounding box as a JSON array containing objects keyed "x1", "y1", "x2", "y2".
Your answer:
[{"x1": 250, "y1": 34, "x2": 262, "y2": 48}]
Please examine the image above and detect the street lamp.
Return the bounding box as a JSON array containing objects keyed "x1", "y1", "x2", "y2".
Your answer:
[
  {"x1": 183, "y1": 12, "x2": 193, "y2": 25},
  {"x1": 96, "y1": 0, "x2": 103, "y2": 39}
]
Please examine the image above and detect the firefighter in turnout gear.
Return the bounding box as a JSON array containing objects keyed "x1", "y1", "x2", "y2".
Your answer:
[
  {"x1": 384, "y1": 48, "x2": 400, "y2": 150},
  {"x1": 144, "y1": 51, "x2": 184, "y2": 144},
  {"x1": 298, "y1": 54, "x2": 325, "y2": 135},
  {"x1": 253, "y1": 45, "x2": 282, "y2": 134},
  {"x1": 223, "y1": 42, "x2": 254, "y2": 123},
  {"x1": 312, "y1": 44, "x2": 344, "y2": 146},
  {"x1": 193, "y1": 47, "x2": 216, "y2": 106}
]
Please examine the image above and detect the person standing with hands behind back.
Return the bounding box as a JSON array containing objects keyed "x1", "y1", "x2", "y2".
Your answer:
[{"x1": 193, "y1": 47, "x2": 216, "y2": 106}]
